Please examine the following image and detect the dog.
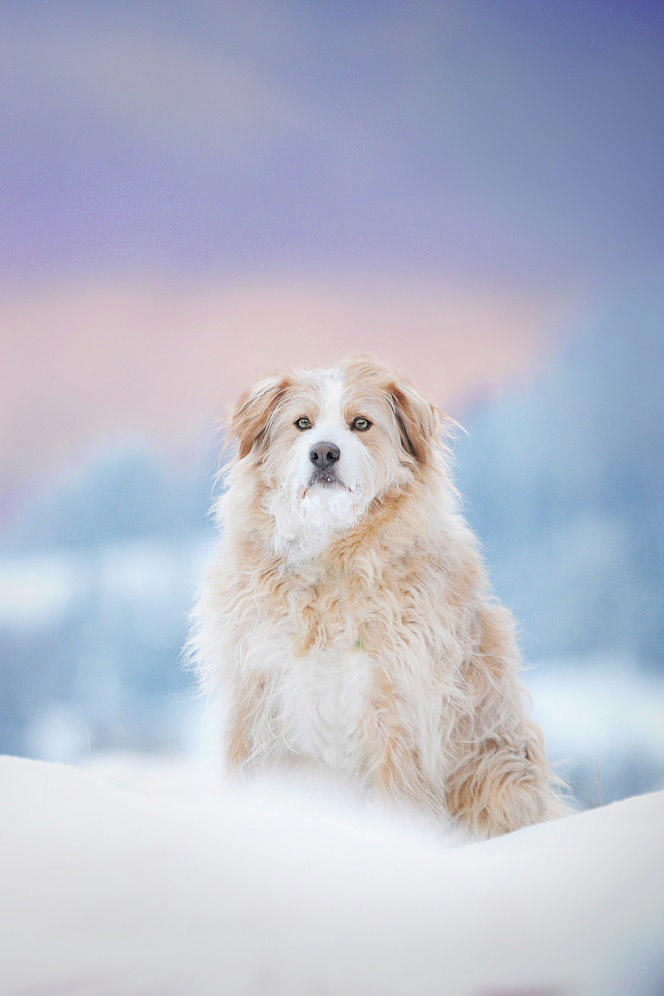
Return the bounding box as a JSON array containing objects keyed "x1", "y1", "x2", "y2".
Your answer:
[{"x1": 189, "y1": 355, "x2": 566, "y2": 837}]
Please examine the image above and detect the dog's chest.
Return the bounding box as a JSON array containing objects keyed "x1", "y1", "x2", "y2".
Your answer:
[
  {"x1": 271, "y1": 644, "x2": 374, "y2": 772},
  {"x1": 251, "y1": 568, "x2": 380, "y2": 770}
]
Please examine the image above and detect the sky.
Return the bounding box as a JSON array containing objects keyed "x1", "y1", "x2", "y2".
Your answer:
[{"x1": 2, "y1": 0, "x2": 663, "y2": 482}]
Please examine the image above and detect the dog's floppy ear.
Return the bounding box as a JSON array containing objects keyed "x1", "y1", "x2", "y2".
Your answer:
[
  {"x1": 342, "y1": 355, "x2": 441, "y2": 466},
  {"x1": 230, "y1": 374, "x2": 291, "y2": 460},
  {"x1": 388, "y1": 376, "x2": 440, "y2": 465}
]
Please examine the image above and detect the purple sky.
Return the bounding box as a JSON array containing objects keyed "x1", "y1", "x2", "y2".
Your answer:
[
  {"x1": 2, "y1": 1, "x2": 663, "y2": 290},
  {"x1": 1, "y1": 2, "x2": 663, "y2": 488}
]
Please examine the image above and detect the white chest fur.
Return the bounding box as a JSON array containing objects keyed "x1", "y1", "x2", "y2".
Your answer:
[{"x1": 251, "y1": 642, "x2": 374, "y2": 774}]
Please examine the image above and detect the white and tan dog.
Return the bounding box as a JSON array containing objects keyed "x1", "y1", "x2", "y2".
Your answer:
[{"x1": 190, "y1": 356, "x2": 566, "y2": 837}]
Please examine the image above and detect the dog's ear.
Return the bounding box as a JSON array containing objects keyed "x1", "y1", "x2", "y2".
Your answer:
[
  {"x1": 388, "y1": 376, "x2": 440, "y2": 465},
  {"x1": 342, "y1": 355, "x2": 442, "y2": 466},
  {"x1": 230, "y1": 374, "x2": 291, "y2": 460}
]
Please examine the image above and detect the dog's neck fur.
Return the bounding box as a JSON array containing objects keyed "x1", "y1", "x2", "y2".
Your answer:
[{"x1": 223, "y1": 454, "x2": 454, "y2": 587}]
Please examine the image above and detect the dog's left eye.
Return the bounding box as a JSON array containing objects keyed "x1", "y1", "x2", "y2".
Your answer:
[
  {"x1": 351, "y1": 417, "x2": 372, "y2": 432},
  {"x1": 295, "y1": 416, "x2": 312, "y2": 430}
]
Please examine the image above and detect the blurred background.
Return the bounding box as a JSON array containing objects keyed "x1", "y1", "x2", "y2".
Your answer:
[{"x1": 1, "y1": 1, "x2": 663, "y2": 808}]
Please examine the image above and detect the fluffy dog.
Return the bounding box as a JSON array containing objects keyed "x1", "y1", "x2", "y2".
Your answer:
[{"x1": 189, "y1": 356, "x2": 566, "y2": 837}]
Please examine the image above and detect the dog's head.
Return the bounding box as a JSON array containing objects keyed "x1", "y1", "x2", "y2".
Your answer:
[{"x1": 228, "y1": 356, "x2": 442, "y2": 559}]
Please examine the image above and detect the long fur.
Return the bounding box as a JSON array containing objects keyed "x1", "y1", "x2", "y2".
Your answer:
[{"x1": 188, "y1": 356, "x2": 567, "y2": 838}]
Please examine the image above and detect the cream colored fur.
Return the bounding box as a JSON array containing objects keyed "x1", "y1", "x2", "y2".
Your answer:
[{"x1": 189, "y1": 356, "x2": 567, "y2": 838}]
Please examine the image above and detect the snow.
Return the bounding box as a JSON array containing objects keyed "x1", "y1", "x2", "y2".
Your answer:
[
  {"x1": 0, "y1": 552, "x2": 86, "y2": 629},
  {"x1": 527, "y1": 658, "x2": 664, "y2": 759},
  {"x1": 1, "y1": 755, "x2": 664, "y2": 994},
  {"x1": 525, "y1": 658, "x2": 664, "y2": 805},
  {"x1": 0, "y1": 537, "x2": 214, "y2": 631}
]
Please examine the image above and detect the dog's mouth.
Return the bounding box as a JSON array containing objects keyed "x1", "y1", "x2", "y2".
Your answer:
[
  {"x1": 302, "y1": 468, "x2": 349, "y2": 495},
  {"x1": 311, "y1": 468, "x2": 343, "y2": 487}
]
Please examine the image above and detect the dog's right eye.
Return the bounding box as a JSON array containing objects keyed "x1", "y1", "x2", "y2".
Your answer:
[{"x1": 295, "y1": 416, "x2": 312, "y2": 430}]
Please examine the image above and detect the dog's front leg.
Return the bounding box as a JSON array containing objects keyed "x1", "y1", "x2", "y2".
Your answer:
[
  {"x1": 226, "y1": 669, "x2": 272, "y2": 770},
  {"x1": 363, "y1": 668, "x2": 438, "y2": 814}
]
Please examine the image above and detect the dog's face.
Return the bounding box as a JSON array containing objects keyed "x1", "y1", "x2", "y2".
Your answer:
[{"x1": 229, "y1": 356, "x2": 440, "y2": 559}]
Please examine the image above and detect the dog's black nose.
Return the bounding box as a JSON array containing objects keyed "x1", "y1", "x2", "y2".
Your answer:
[{"x1": 309, "y1": 441, "x2": 340, "y2": 468}]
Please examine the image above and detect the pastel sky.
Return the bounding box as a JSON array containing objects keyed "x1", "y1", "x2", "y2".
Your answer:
[{"x1": 2, "y1": 1, "x2": 663, "y2": 481}]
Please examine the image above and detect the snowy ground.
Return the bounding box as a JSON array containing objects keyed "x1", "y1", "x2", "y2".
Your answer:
[{"x1": 1, "y1": 755, "x2": 664, "y2": 995}]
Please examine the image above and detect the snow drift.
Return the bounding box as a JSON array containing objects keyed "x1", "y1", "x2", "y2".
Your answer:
[{"x1": 1, "y1": 755, "x2": 663, "y2": 994}]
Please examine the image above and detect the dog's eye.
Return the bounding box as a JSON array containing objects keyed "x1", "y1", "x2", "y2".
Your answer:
[
  {"x1": 351, "y1": 416, "x2": 371, "y2": 432},
  {"x1": 295, "y1": 416, "x2": 312, "y2": 430}
]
